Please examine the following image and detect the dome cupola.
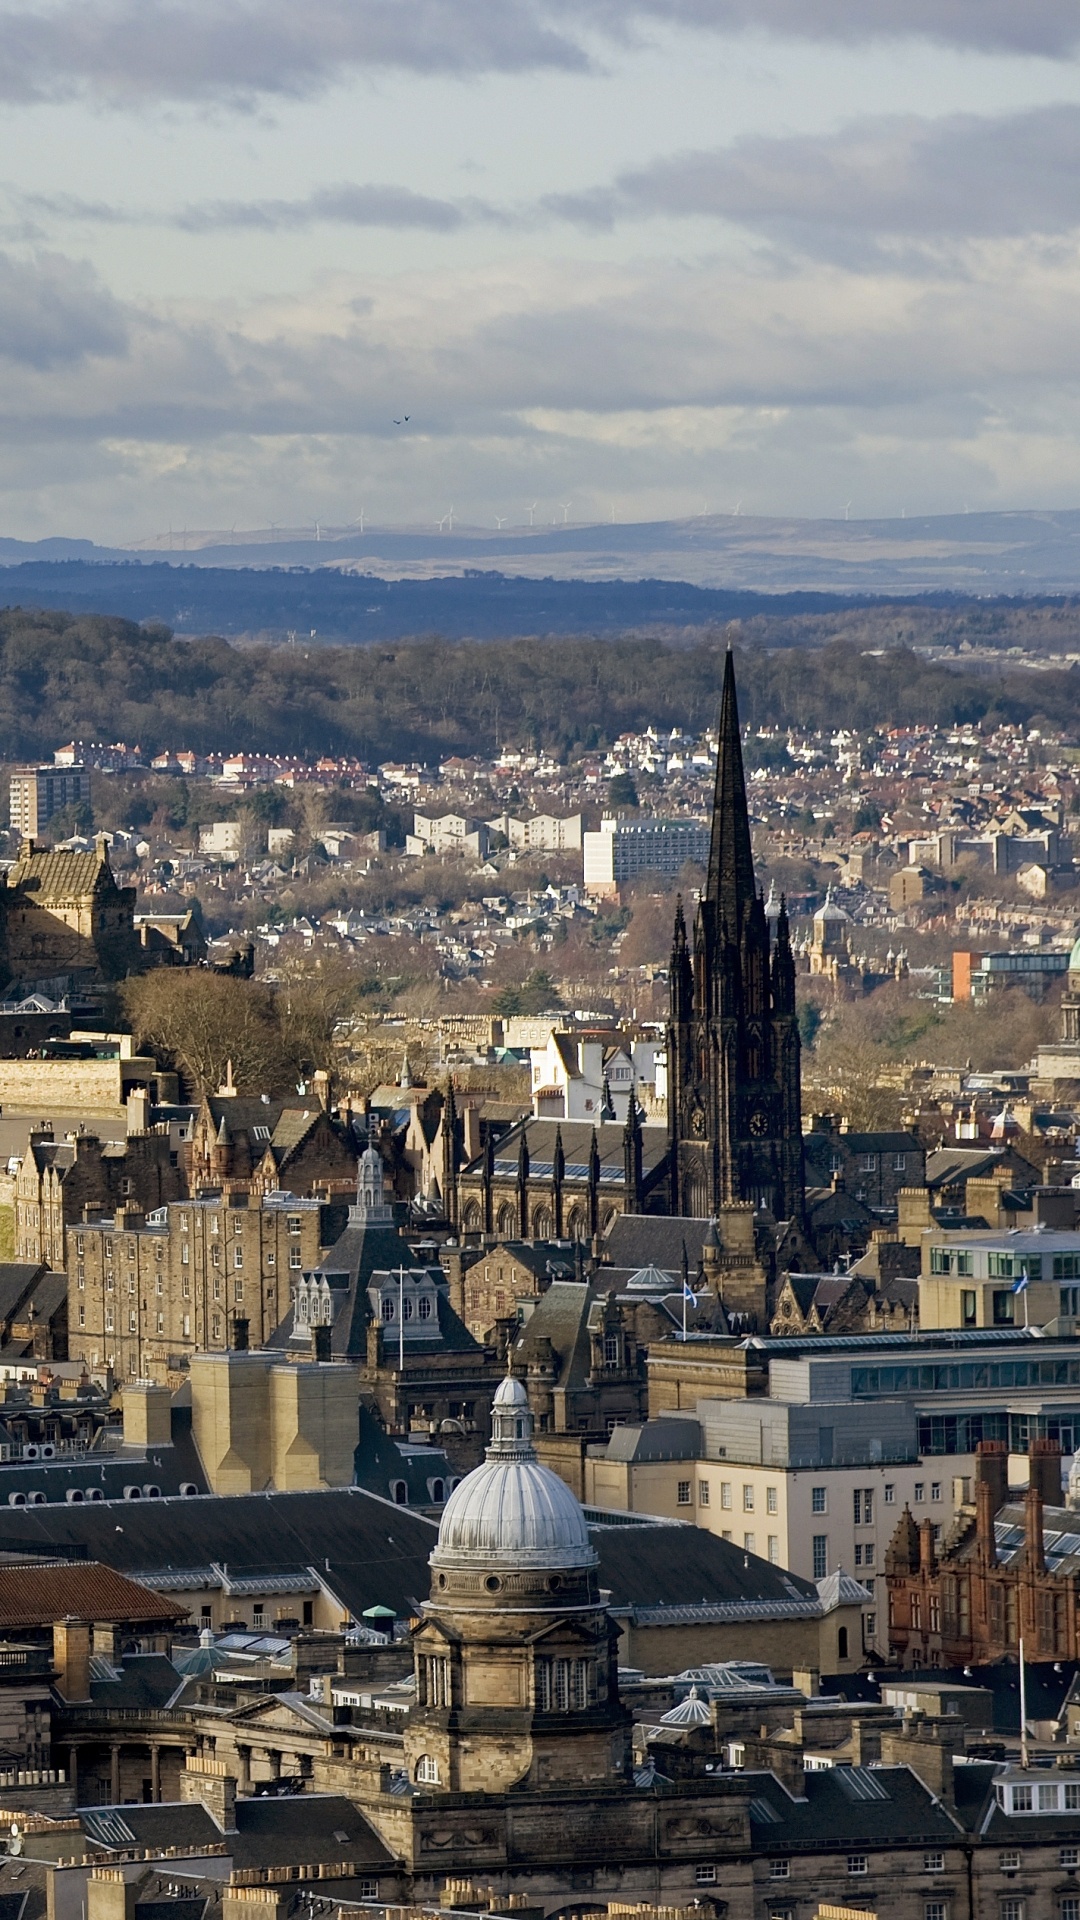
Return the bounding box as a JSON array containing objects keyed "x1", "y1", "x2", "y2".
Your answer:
[{"x1": 432, "y1": 1372, "x2": 596, "y2": 1574}]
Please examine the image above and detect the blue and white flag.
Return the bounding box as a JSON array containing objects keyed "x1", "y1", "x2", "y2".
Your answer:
[
  {"x1": 1013, "y1": 1274, "x2": 1029, "y2": 1294},
  {"x1": 683, "y1": 1283, "x2": 698, "y2": 1303}
]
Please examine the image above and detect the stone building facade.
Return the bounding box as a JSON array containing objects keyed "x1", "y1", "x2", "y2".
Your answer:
[
  {"x1": 15, "y1": 1127, "x2": 185, "y2": 1269},
  {"x1": 0, "y1": 839, "x2": 139, "y2": 991},
  {"x1": 67, "y1": 1193, "x2": 346, "y2": 1380},
  {"x1": 188, "y1": 1087, "x2": 358, "y2": 1197}
]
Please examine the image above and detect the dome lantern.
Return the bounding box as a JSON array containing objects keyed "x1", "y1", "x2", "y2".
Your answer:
[{"x1": 431, "y1": 1371, "x2": 596, "y2": 1573}]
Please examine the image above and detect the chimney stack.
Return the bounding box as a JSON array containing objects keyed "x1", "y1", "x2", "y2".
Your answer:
[
  {"x1": 53, "y1": 1617, "x2": 91, "y2": 1702},
  {"x1": 1029, "y1": 1436, "x2": 1064, "y2": 1508}
]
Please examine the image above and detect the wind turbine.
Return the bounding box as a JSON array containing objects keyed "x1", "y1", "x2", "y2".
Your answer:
[
  {"x1": 495, "y1": 514, "x2": 507, "y2": 530},
  {"x1": 315, "y1": 522, "x2": 321, "y2": 542},
  {"x1": 437, "y1": 513, "x2": 449, "y2": 532},
  {"x1": 560, "y1": 501, "x2": 572, "y2": 525},
  {"x1": 447, "y1": 505, "x2": 456, "y2": 531},
  {"x1": 356, "y1": 508, "x2": 365, "y2": 533},
  {"x1": 843, "y1": 501, "x2": 852, "y2": 520},
  {"x1": 526, "y1": 501, "x2": 537, "y2": 527},
  {"x1": 733, "y1": 500, "x2": 742, "y2": 516}
]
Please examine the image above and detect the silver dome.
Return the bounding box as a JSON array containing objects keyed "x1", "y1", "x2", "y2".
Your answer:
[{"x1": 432, "y1": 1373, "x2": 596, "y2": 1573}]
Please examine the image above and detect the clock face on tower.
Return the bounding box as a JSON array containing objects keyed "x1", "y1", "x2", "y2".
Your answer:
[{"x1": 749, "y1": 1109, "x2": 769, "y2": 1136}]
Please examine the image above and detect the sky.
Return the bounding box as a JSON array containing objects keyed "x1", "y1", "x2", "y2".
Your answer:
[{"x1": 3, "y1": 1, "x2": 1080, "y2": 541}]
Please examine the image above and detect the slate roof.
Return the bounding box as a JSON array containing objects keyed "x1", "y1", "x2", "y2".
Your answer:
[
  {"x1": 80, "y1": 1794, "x2": 396, "y2": 1870},
  {"x1": 465, "y1": 1120, "x2": 667, "y2": 1188},
  {"x1": 0, "y1": 1401, "x2": 208, "y2": 1504},
  {"x1": 600, "y1": 1418, "x2": 701, "y2": 1464},
  {"x1": 0, "y1": 1485, "x2": 825, "y2": 1626},
  {"x1": 925, "y1": 1145, "x2": 1039, "y2": 1190},
  {"x1": 0, "y1": 1487, "x2": 439, "y2": 1621},
  {"x1": 87, "y1": 1652, "x2": 188, "y2": 1710},
  {"x1": 603, "y1": 1216, "x2": 717, "y2": 1270},
  {"x1": 743, "y1": 1762, "x2": 961, "y2": 1847},
  {"x1": 513, "y1": 1281, "x2": 595, "y2": 1391},
  {"x1": 0, "y1": 1560, "x2": 186, "y2": 1629}
]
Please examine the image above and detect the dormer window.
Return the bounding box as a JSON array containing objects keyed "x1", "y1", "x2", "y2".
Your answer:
[
  {"x1": 418, "y1": 1294, "x2": 433, "y2": 1320},
  {"x1": 383, "y1": 1295, "x2": 396, "y2": 1322}
]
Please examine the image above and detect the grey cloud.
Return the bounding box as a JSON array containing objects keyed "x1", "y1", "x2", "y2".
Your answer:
[
  {"x1": 0, "y1": 0, "x2": 1074, "y2": 109},
  {"x1": 545, "y1": 105, "x2": 1080, "y2": 251},
  {"x1": 0, "y1": 251, "x2": 127, "y2": 366},
  {"x1": 175, "y1": 184, "x2": 481, "y2": 234}
]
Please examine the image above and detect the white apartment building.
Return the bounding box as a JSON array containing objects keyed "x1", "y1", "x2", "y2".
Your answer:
[
  {"x1": 406, "y1": 812, "x2": 491, "y2": 860},
  {"x1": 582, "y1": 814, "x2": 710, "y2": 898},
  {"x1": 530, "y1": 1027, "x2": 665, "y2": 1122},
  {"x1": 488, "y1": 812, "x2": 583, "y2": 854}
]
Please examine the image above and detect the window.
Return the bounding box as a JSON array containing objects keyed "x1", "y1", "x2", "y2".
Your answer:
[
  {"x1": 181, "y1": 1243, "x2": 189, "y2": 1265},
  {"x1": 157, "y1": 1311, "x2": 164, "y2": 1333},
  {"x1": 181, "y1": 1273, "x2": 190, "y2": 1299},
  {"x1": 925, "y1": 1905, "x2": 948, "y2": 1920},
  {"x1": 1062, "y1": 1849, "x2": 1080, "y2": 1869},
  {"x1": 962, "y1": 1290, "x2": 977, "y2": 1327},
  {"x1": 1000, "y1": 1850, "x2": 1022, "y2": 1869},
  {"x1": 210, "y1": 1214, "x2": 219, "y2": 1234},
  {"x1": 860, "y1": 1154, "x2": 877, "y2": 1172},
  {"x1": 855, "y1": 1545, "x2": 862, "y2": 1566},
  {"x1": 234, "y1": 1280, "x2": 244, "y2": 1303},
  {"x1": 768, "y1": 1536, "x2": 780, "y2": 1563},
  {"x1": 183, "y1": 1314, "x2": 190, "y2": 1337},
  {"x1": 769, "y1": 1861, "x2": 790, "y2": 1881},
  {"x1": 767, "y1": 1486, "x2": 778, "y2": 1514},
  {"x1": 812, "y1": 1486, "x2": 827, "y2": 1513},
  {"x1": 105, "y1": 1309, "x2": 113, "y2": 1332},
  {"x1": 415, "y1": 1755, "x2": 440, "y2": 1784},
  {"x1": 234, "y1": 1247, "x2": 243, "y2": 1269},
  {"x1": 813, "y1": 1535, "x2": 828, "y2": 1579},
  {"x1": 865, "y1": 1612, "x2": 876, "y2": 1638},
  {"x1": 1000, "y1": 1901, "x2": 1024, "y2": 1920},
  {"x1": 894, "y1": 1152, "x2": 907, "y2": 1171},
  {"x1": 694, "y1": 1867, "x2": 717, "y2": 1886},
  {"x1": 1040, "y1": 1783, "x2": 1058, "y2": 1810},
  {"x1": 535, "y1": 1658, "x2": 587, "y2": 1711},
  {"x1": 677, "y1": 1480, "x2": 691, "y2": 1505},
  {"x1": 915, "y1": 1481, "x2": 925, "y2": 1502},
  {"x1": 744, "y1": 1532, "x2": 756, "y2": 1553},
  {"x1": 698, "y1": 1481, "x2": 710, "y2": 1506},
  {"x1": 721, "y1": 1482, "x2": 732, "y2": 1509},
  {"x1": 1067, "y1": 1784, "x2": 1080, "y2": 1811},
  {"x1": 847, "y1": 1856, "x2": 868, "y2": 1875},
  {"x1": 211, "y1": 1245, "x2": 221, "y2": 1269},
  {"x1": 1061, "y1": 1900, "x2": 1079, "y2": 1920},
  {"x1": 418, "y1": 1293, "x2": 432, "y2": 1319},
  {"x1": 383, "y1": 1294, "x2": 395, "y2": 1321},
  {"x1": 993, "y1": 1288, "x2": 1015, "y2": 1326},
  {"x1": 863, "y1": 1543, "x2": 874, "y2": 1566},
  {"x1": 212, "y1": 1315, "x2": 221, "y2": 1342},
  {"x1": 358, "y1": 1884, "x2": 379, "y2": 1902},
  {"x1": 1011, "y1": 1789, "x2": 1033, "y2": 1813},
  {"x1": 838, "y1": 1626, "x2": 849, "y2": 1659},
  {"x1": 931, "y1": 1481, "x2": 942, "y2": 1502},
  {"x1": 931, "y1": 1248, "x2": 951, "y2": 1273},
  {"x1": 288, "y1": 1213, "x2": 302, "y2": 1235},
  {"x1": 884, "y1": 1483, "x2": 895, "y2": 1504},
  {"x1": 78, "y1": 1305, "x2": 85, "y2": 1326},
  {"x1": 289, "y1": 1247, "x2": 302, "y2": 1269},
  {"x1": 854, "y1": 1489, "x2": 874, "y2": 1525},
  {"x1": 77, "y1": 1267, "x2": 84, "y2": 1289},
  {"x1": 603, "y1": 1334, "x2": 620, "y2": 1364},
  {"x1": 743, "y1": 1484, "x2": 755, "y2": 1511},
  {"x1": 924, "y1": 1855, "x2": 944, "y2": 1874}
]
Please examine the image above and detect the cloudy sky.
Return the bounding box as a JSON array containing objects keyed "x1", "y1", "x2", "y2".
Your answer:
[{"x1": 3, "y1": 0, "x2": 1080, "y2": 540}]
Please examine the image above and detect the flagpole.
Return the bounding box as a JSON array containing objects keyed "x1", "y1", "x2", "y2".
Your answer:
[{"x1": 683, "y1": 1285, "x2": 687, "y2": 1343}]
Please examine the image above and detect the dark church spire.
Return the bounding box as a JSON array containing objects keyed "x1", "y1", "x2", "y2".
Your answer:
[{"x1": 706, "y1": 646, "x2": 756, "y2": 932}]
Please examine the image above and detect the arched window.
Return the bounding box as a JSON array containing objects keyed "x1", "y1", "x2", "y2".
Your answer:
[
  {"x1": 566, "y1": 1207, "x2": 586, "y2": 1239},
  {"x1": 415, "y1": 1754, "x2": 440, "y2": 1784},
  {"x1": 428, "y1": 1477, "x2": 445, "y2": 1503},
  {"x1": 382, "y1": 1294, "x2": 396, "y2": 1321},
  {"x1": 532, "y1": 1206, "x2": 553, "y2": 1239},
  {"x1": 837, "y1": 1626, "x2": 849, "y2": 1660},
  {"x1": 418, "y1": 1294, "x2": 433, "y2": 1319},
  {"x1": 462, "y1": 1201, "x2": 482, "y2": 1232},
  {"x1": 391, "y1": 1480, "x2": 408, "y2": 1506},
  {"x1": 497, "y1": 1203, "x2": 517, "y2": 1236}
]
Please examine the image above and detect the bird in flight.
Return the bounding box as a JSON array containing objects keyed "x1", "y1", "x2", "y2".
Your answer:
[{"x1": 392, "y1": 415, "x2": 411, "y2": 426}]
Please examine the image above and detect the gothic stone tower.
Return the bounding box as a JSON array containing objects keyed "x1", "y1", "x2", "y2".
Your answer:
[
  {"x1": 404, "y1": 1372, "x2": 630, "y2": 1796},
  {"x1": 667, "y1": 649, "x2": 804, "y2": 1222}
]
